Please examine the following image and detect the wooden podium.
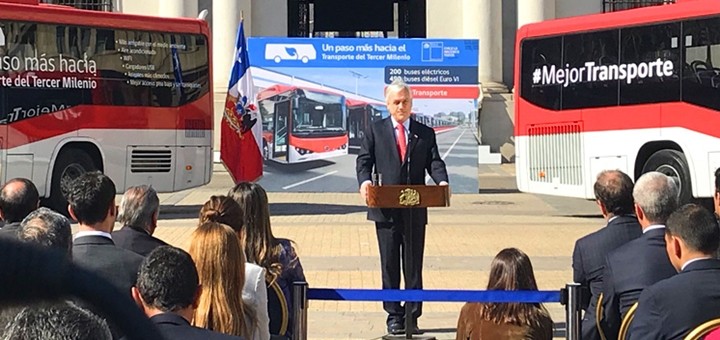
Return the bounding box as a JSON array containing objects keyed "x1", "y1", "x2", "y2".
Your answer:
[
  {"x1": 366, "y1": 185, "x2": 450, "y2": 208},
  {"x1": 366, "y1": 184, "x2": 449, "y2": 340}
]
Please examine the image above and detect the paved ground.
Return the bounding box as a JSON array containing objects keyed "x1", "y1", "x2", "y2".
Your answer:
[{"x1": 148, "y1": 162, "x2": 601, "y2": 340}]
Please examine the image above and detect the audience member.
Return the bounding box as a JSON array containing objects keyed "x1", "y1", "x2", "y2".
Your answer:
[
  {"x1": 17, "y1": 207, "x2": 72, "y2": 256},
  {"x1": 715, "y1": 168, "x2": 720, "y2": 218},
  {"x1": 229, "y1": 182, "x2": 305, "y2": 338},
  {"x1": 628, "y1": 204, "x2": 720, "y2": 339},
  {"x1": 2, "y1": 301, "x2": 111, "y2": 340},
  {"x1": 112, "y1": 185, "x2": 168, "y2": 256},
  {"x1": 66, "y1": 171, "x2": 144, "y2": 295},
  {"x1": 198, "y1": 195, "x2": 269, "y2": 340},
  {"x1": 572, "y1": 170, "x2": 641, "y2": 340},
  {"x1": 131, "y1": 246, "x2": 243, "y2": 340},
  {"x1": 455, "y1": 248, "x2": 553, "y2": 340},
  {"x1": 600, "y1": 171, "x2": 678, "y2": 339},
  {"x1": 0, "y1": 178, "x2": 39, "y2": 238},
  {"x1": 189, "y1": 220, "x2": 258, "y2": 339}
]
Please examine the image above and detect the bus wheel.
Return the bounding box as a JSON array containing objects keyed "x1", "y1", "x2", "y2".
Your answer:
[
  {"x1": 641, "y1": 149, "x2": 692, "y2": 204},
  {"x1": 47, "y1": 149, "x2": 98, "y2": 217}
]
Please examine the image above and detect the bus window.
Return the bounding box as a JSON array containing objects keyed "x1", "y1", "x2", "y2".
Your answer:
[
  {"x1": 520, "y1": 36, "x2": 562, "y2": 110},
  {"x1": 620, "y1": 22, "x2": 681, "y2": 105},
  {"x1": 562, "y1": 29, "x2": 619, "y2": 109},
  {"x1": 293, "y1": 90, "x2": 345, "y2": 135},
  {"x1": 682, "y1": 17, "x2": 720, "y2": 110}
]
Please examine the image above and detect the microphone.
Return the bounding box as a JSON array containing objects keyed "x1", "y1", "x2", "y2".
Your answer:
[{"x1": 406, "y1": 133, "x2": 417, "y2": 185}]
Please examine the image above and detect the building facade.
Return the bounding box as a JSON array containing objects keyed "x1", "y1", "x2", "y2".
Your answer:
[{"x1": 112, "y1": 0, "x2": 617, "y2": 161}]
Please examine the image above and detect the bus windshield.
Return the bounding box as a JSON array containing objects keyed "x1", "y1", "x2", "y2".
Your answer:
[
  {"x1": 293, "y1": 89, "x2": 346, "y2": 136},
  {"x1": 370, "y1": 104, "x2": 389, "y2": 119}
]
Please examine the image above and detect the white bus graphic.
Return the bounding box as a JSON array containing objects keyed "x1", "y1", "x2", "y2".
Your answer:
[{"x1": 265, "y1": 44, "x2": 317, "y2": 63}]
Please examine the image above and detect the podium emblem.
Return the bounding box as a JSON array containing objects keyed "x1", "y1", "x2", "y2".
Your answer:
[{"x1": 398, "y1": 188, "x2": 420, "y2": 206}]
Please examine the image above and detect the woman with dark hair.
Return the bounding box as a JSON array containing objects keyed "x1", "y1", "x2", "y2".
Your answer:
[
  {"x1": 455, "y1": 248, "x2": 553, "y2": 340},
  {"x1": 228, "y1": 182, "x2": 305, "y2": 338}
]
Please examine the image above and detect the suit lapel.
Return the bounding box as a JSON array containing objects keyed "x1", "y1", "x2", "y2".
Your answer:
[{"x1": 405, "y1": 119, "x2": 419, "y2": 165}]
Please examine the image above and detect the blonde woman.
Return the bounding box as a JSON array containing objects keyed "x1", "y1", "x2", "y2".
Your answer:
[
  {"x1": 229, "y1": 182, "x2": 306, "y2": 338},
  {"x1": 198, "y1": 195, "x2": 270, "y2": 340},
  {"x1": 189, "y1": 218, "x2": 267, "y2": 340},
  {"x1": 456, "y1": 248, "x2": 553, "y2": 340}
]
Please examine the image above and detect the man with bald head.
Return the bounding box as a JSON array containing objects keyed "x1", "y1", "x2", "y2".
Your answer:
[
  {"x1": 0, "y1": 178, "x2": 39, "y2": 238},
  {"x1": 356, "y1": 78, "x2": 448, "y2": 335}
]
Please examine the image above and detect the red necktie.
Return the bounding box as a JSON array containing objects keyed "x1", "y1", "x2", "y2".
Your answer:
[{"x1": 396, "y1": 123, "x2": 407, "y2": 161}]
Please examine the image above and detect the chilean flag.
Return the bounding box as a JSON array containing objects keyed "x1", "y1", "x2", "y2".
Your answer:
[{"x1": 221, "y1": 21, "x2": 263, "y2": 183}]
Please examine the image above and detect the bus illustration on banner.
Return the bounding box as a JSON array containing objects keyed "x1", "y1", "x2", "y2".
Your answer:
[
  {"x1": 258, "y1": 85, "x2": 348, "y2": 163},
  {"x1": 264, "y1": 44, "x2": 317, "y2": 63}
]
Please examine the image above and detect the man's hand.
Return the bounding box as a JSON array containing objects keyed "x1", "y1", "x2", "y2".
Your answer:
[
  {"x1": 360, "y1": 181, "x2": 372, "y2": 203},
  {"x1": 439, "y1": 181, "x2": 451, "y2": 199}
]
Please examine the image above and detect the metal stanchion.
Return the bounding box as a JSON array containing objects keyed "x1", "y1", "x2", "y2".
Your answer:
[
  {"x1": 292, "y1": 281, "x2": 308, "y2": 340},
  {"x1": 565, "y1": 283, "x2": 582, "y2": 340}
]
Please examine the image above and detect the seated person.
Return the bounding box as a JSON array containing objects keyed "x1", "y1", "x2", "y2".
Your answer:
[
  {"x1": 455, "y1": 248, "x2": 553, "y2": 340},
  {"x1": 131, "y1": 246, "x2": 243, "y2": 340},
  {"x1": 628, "y1": 204, "x2": 720, "y2": 339},
  {"x1": 198, "y1": 196, "x2": 270, "y2": 340},
  {"x1": 190, "y1": 219, "x2": 266, "y2": 340},
  {"x1": 229, "y1": 182, "x2": 306, "y2": 338},
  {"x1": 3, "y1": 301, "x2": 111, "y2": 340}
]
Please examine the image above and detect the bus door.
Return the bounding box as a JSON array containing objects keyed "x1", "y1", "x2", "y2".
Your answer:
[
  {"x1": 348, "y1": 105, "x2": 364, "y2": 148},
  {"x1": 272, "y1": 99, "x2": 290, "y2": 161}
]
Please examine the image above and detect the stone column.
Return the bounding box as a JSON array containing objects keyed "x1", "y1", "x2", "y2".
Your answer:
[
  {"x1": 184, "y1": 0, "x2": 198, "y2": 18},
  {"x1": 469, "y1": 0, "x2": 504, "y2": 86},
  {"x1": 159, "y1": 0, "x2": 184, "y2": 17},
  {"x1": 517, "y1": 0, "x2": 555, "y2": 29},
  {"x1": 212, "y1": 0, "x2": 242, "y2": 152}
]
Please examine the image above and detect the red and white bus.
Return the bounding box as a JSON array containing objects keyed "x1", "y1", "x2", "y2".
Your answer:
[
  {"x1": 0, "y1": 0, "x2": 213, "y2": 211},
  {"x1": 515, "y1": 0, "x2": 720, "y2": 203},
  {"x1": 347, "y1": 98, "x2": 387, "y2": 149},
  {"x1": 258, "y1": 84, "x2": 348, "y2": 163}
]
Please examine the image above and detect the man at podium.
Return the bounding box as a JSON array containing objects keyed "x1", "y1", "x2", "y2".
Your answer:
[{"x1": 356, "y1": 79, "x2": 449, "y2": 335}]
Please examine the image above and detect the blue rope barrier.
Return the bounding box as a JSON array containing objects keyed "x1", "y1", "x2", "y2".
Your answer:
[{"x1": 307, "y1": 288, "x2": 562, "y2": 303}]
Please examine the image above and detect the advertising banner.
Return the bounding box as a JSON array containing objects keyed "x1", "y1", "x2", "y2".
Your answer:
[{"x1": 249, "y1": 38, "x2": 479, "y2": 193}]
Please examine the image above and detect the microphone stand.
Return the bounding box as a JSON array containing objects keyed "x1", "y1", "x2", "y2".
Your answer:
[{"x1": 384, "y1": 132, "x2": 434, "y2": 340}]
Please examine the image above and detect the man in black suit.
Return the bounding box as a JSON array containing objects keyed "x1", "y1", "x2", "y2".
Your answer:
[
  {"x1": 67, "y1": 171, "x2": 144, "y2": 297},
  {"x1": 628, "y1": 204, "x2": 720, "y2": 340},
  {"x1": 112, "y1": 185, "x2": 168, "y2": 256},
  {"x1": 356, "y1": 79, "x2": 449, "y2": 335},
  {"x1": 0, "y1": 178, "x2": 39, "y2": 239},
  {"x1": 600, "y1": 171, "x2": 679, "y2": 340},
  {"x1": 131, "y1": 246, "x2": 242, "y2": 340},
  {"x1": 18, "y1": 207, "x2": 73, "y2": 257},
  {"x1": 572, "y1": 170, "x2": 641, "y2": 340},
  {"x1": 3, "y1": 301, "x2": 112, "y2": 340}
]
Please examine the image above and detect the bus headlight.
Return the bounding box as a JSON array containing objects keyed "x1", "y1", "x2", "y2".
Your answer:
[{"x1": 295, "y1": 147, "x2": 314, "y2": 155}]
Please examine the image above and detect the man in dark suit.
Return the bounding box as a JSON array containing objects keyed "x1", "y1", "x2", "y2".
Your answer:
[
  {"x1": 18, "y1": 207, "x2": 73, "y2": 257},
  {"x1": 0, "y1": 178, "x2": 39, "y2": 239},
  {"x1": 628, "y1": 204, "x2": 720, "y2": 340},
  {"x1": 572, "y1": 170, "x2": 641, "y2": 340},
  {"x1": 131, "y1": 246, "x2": 243, "y2": 340},
  {"x1": 356, "y1": 79, "x2": 449, "y2": 335},
  {"x1": 3, "y1": 301, "x2": 112, "y2": 340},
  {"x1": 600, "y1": 171, "x2": 679, "y2": 340},
  {"x1": 112, "y1": 185, "x2": 168, "y2": 256},
  {"x1": 67, "y1": 171, "x2": 144, "y2": 297}
]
